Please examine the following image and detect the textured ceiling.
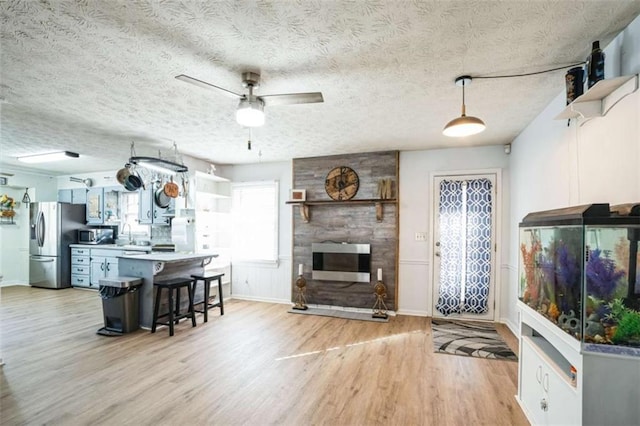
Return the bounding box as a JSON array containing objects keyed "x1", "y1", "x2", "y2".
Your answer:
[{"x1": 1, "y1": 0, "x2": 639, "y2": 176}]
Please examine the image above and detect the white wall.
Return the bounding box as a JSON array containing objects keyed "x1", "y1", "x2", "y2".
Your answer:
[
  {"x1": 227, "y1": 161, "x2": 293, "y2": 303},
  {"x1": 507, "y1": 15, "x2": 640, "y2": 331},
  {"x1": 398, "y1": 146, "x2": 510, "y2": 317},
  {"x1": 0, "y1": 171, "x2": 58, "y2": 285}
]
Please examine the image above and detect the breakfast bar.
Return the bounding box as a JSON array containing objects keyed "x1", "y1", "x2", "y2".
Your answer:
[{"x1": 118, "y1": 253, "x2": 214, "y2": 328}]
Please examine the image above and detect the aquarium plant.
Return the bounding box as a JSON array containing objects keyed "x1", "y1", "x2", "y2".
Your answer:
[
  {"x1": 555, "y1": 242, "x2": 581, "y2": 314},
  {"x1": 586, "y1": 249, "x2": 626, "y2": 300},
  {"x1": 520, "y1": 239, "x2": 541, "y2": 306},
  {"x1": 612, "y1": 309, "x2": 640, "y2": 345}
]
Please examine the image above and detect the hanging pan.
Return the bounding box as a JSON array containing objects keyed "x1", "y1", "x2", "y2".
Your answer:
[
  {"x1": 163, "y1": 177, "x2": 179, "y2": 198},
  {"x1": 155, "y1": 186, "x2": 171, "y2": 209}
]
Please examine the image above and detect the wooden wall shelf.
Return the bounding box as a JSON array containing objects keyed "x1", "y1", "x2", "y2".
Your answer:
[{"x1": 286, "y1": 198, "x2": 397, "y2": 222}]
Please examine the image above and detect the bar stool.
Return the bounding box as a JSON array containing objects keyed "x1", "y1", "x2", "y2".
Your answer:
[
  {"x1": 152, "y1": 277, "x2": 196, "y2": 336},
  {"x1": 190, "y1": 273, "x2": 225, "y2": 322}
]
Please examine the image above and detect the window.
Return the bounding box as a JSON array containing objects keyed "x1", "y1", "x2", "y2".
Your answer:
[
  {"x1": 231, "y1": 181, "x2": 278, "y2": 262},
  {"x1": 121, "y1": 192, "x2": 147, "y2": 236}
]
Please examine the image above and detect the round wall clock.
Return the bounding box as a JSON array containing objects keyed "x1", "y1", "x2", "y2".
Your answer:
[{"x1": 325, "y1": 166, "x2": 359, "y2": 200}]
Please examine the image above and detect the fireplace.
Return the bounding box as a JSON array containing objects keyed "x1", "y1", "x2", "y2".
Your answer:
[{"x1": 312, "y1": 243, "x2": 371, "y2": 282}]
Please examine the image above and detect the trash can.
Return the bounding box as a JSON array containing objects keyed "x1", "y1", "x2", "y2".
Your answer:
[{"x1": 97, "y1": 276, "x2": 143, "y2": 336}]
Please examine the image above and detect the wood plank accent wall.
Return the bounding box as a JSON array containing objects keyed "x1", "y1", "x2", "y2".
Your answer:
[{"x1": 292, "y1": 151, "x2": 399, "y2": 310}]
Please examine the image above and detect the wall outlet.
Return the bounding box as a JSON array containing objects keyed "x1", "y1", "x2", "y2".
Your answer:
[{"x1": 415, "y1": 232, "x2": 427, "y2": 242}]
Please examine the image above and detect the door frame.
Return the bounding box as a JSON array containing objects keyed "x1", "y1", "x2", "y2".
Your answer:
[{"x1": 428, "y1": 168, "x2": 503, "y2": 321}]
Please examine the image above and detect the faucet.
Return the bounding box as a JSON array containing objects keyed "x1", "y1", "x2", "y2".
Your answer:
[{"x1": 122, "y1": 223, "x2": 132, "y2": 244}]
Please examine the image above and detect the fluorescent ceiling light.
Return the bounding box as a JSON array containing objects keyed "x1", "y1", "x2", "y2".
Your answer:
[
  {"x1": 17, "y1": 151, "x2": 79, "y2": 163},
  {"x1": 129, "y1": 156, "x2": 188, "y2": 176},
  {"x1": 236, "y1": 96, "x2": 265, "y2": 127},
  {"x1": 137, "y1": 161, "x2": 177, "y2": 176},
  {"x1": 443, "y1": 76, "x2": 486, "y2": 138}
]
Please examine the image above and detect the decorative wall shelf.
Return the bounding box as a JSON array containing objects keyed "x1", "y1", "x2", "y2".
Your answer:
[
  {"x1": 555, "y1": 74, "x2": 638, "y2": 120},
  {"x1": 286, "y1": 198, "x2": 397, "y2": 223}
]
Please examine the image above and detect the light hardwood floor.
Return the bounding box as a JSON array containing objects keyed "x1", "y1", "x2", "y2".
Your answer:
[{"x1": 0, "y1": 286, "x2": 528, "y2": 425}]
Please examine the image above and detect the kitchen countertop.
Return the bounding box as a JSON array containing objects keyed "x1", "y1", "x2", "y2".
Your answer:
[
  {"x1": 118, "y1": 252, "x2": 215, "y2": 262},
  {"x1": 69, "y1": 244, "x2": 151, "y2": 251}
]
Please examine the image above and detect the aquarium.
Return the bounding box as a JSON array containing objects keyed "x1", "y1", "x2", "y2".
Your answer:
[
  {"x1": 582, "y1": 204, "x2": 640, "y2": 356},
  {"x1": 519, "y1": 203, "x2": 640, "y2": 356}
]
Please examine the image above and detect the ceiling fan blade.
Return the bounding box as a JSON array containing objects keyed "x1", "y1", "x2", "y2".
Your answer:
[
  {"x1": 175, "y1": 74, "x2": 244, "y2": 99},
  {"x1": 259, "y1": 92, "x2": 324, "y2": 107}
]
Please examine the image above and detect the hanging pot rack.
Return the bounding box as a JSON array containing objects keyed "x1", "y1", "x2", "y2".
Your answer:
[{"x1": 127, "y1": 141, "x2": 189, "y2": 174}]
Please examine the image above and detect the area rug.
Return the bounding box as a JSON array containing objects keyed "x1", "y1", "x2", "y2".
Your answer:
[
  {"x1": 287, "y1": 307, "x2": 389, "y2": 323},
  {"x1": 431, "y1": 319, "x2": 517, "y2": 361}
]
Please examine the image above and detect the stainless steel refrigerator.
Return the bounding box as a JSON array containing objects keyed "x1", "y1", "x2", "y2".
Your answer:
[{"x1": 29, "y1": 202, "x2": 86, "y2": 289}]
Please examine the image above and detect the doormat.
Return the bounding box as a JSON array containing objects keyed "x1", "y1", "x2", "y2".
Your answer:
[
  {"x1": 431, "y1": 319, "x2": 517, "y2": 361},
  {"x1": 287, "y1": 307, "x2": 389, "y2": 323}
]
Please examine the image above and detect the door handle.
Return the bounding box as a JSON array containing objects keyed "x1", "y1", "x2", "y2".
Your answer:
[
  {"x1": 435, "y1": 252, "x2": 440, "y2": 257},
  {"x1": 435, "y1": 242, "x2": 440, "y2": 246},
  {"x1": 30, "y1": 257, "x2": 55, "y2": 262}
]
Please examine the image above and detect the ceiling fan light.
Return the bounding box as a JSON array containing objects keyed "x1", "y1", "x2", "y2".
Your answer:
[
  {"x1": 442, "y1": 115, "x2": 486, "y2": 137},
  {"x1": 236, "y1": 97, "x2": 265, "y2": 127}
]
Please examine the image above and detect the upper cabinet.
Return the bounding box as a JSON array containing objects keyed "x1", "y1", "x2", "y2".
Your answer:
[
  {"x1": 86, "y1": 187, "x2": 127, "y2": 225},
  {"x1": 138, "y1": 185, "x2": 173, "y2": 226},
  {"x1": 58, "y1": 188, "x2": 87, "y2": 204},
  {"x1": 86, "y1": 187, "x2": 103, "y2": 225}
]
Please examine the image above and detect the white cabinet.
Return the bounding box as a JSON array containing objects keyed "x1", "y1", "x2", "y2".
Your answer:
[
  {"x1": 86, "y1": 187, "x2": 127, "y2": 225},
  {"x1": 71, "y1": 246, "x2": 149, "y2": 289},
  {"x1": 90, "y1": 248, "x2": 122, "y2": 287},
  {"x1": 86, "y1": 187, "x2": 104, "y2": 225},
  {"x1": 518, "y1": 303, "x2": 640, "y2": 426},
  {"x1": 58, "y1": 188, "x2": 87, "y2": 204},
  {"x1": 138, "y1": 187, "x2": 172, "y2": 225},
  {"x1": 71, "y1": 247, "x2": 91, "y2": 288},
  {"x1": 520, "y1": 337, "x2": 579, "y2": 425}
]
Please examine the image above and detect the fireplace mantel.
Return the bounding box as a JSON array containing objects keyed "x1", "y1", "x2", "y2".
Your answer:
[{"x1": 286, "y1": 198, "x2": 397, "y2": 222}]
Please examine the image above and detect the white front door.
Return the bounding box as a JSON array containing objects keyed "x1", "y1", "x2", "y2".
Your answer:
[{"x1": 432, "y1": 173, "x2": 497, "y2": 320}]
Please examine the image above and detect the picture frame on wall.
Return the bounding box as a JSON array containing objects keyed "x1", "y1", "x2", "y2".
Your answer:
[{"x1": 290, "y1": 189, "x2": 306, "y2": 201}]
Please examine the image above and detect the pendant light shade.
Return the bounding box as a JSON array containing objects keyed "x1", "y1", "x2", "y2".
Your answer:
[
  {"x1": 443, "y1": 76, "x2": 486, "y2": 137},
  {"x1": 236, "y1": 96, "x2": 265, "y2": 127}
]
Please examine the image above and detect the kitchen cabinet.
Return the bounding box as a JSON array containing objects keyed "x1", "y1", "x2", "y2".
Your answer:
[
  {"x1": 86, "y1": 187, "x2": 103, "y2": 224},
  {"x1": 70, "y1": 245, "x2": 149, "y2": 289},
  {"x1": 90, "y1": 248, "x2": 121, "y2": 287},
  {"x1": 138, "y1": 186, "x2": 173, "y2": 225},
  {"x1": 58, "y1": 188, "x2": 87, "y2": 204},
  {"x1": 86, "y1": 187, "x2": 127, "y2": 225},
  {"x1": 71, "y1": 247, "x2": 91, "y2": 288}
]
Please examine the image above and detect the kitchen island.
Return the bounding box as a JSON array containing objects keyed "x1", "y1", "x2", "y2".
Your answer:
[{"x1": 118, "y1": 253, "x2": 215, "y2": 328}]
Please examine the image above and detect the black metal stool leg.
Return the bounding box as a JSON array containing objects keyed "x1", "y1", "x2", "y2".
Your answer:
[
  {"x1": 188, "y1": 280, "x2": 196, "y2": 327},
  {"x1": 152, "y1": 286, "x2": 162, "y2": 333},
  {"x1": 168, "y1": 287, "x2": 175, "y2": 336},
  {"x1": 203, "y1": 278, "x2": 210, "y2": 322}
]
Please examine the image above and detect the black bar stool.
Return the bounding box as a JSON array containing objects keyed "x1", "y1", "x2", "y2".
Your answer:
[
  {"x1": 152, "y1": 277, "x2": 196, "y2": 336},
  {"x1": 191, "y1": 273, "x2": 225, "y2": 322}
]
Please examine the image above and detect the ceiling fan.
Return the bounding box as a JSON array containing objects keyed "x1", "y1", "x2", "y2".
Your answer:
[{"x1": 175, "y1": 72, "x2": 324, "y2": 127}]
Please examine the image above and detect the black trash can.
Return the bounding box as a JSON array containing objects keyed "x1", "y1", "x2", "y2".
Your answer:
[{"x1": 97, "y1": 276, "x2": 143, "y2": 336}]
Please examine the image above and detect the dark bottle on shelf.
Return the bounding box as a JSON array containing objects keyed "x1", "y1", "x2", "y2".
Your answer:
[{"x1": 585, "y1": 40, "x2": 605, "y2": 89}]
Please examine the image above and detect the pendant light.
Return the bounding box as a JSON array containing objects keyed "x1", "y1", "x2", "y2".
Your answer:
[{"x1": 443, "y1": 76, "x2": 486, "y2": 137}]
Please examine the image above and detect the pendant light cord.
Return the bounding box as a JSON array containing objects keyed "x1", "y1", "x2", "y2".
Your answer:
[{"x1": 472, "y1": 62, "x2": 585, "y2": 80}]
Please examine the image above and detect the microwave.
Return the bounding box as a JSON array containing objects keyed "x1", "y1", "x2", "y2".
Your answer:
[{"x1": 78, "y1": 228, "x2": 114, "y2": 245}]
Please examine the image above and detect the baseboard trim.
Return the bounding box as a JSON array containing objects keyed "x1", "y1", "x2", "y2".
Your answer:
[
  {"x1": 396, "y1": 309, "x2": 429, "y2": 317},
  {"x1": 230, "y1": 294, "x2": 291, "y2": 305}
]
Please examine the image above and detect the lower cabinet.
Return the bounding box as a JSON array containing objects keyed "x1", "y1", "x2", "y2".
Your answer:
[
  {"x1": 520, "y1": 337, "x2": 579, "y2": 425},
  {"x1": 71, "y1": 247, "x2": 124, "y2": 289},
  {"x1": 71, "y1": 247, "x2": 91, "y2": 288},
  {"x1": 90, "y1": 255, "x2": 120, "y2": 287}
]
